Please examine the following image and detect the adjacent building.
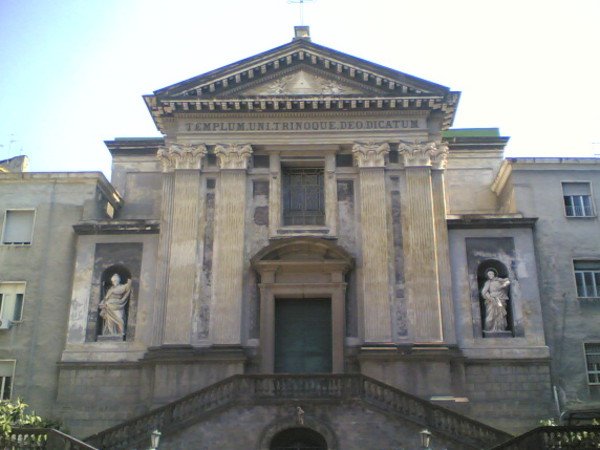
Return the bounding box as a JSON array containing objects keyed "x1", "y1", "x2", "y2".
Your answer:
[{"x1": 1, "y1": 28, "x2": 599, "y2": 449}]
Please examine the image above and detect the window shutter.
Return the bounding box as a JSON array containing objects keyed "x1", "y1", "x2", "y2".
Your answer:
[
  {"x1": 563, "y1": 182, "x2": 591, "y2": 196},
  {"x1": 3, "y1": 210, "x2": 34, "y2": 244}
]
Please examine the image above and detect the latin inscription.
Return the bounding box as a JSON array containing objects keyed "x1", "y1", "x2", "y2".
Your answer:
[{"x1": 183, "y1": 119, "x2": 421, "y2": 133}]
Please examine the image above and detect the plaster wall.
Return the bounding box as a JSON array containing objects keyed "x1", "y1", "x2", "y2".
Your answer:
[
  {"x1": 510, "y1": 167, "x2": 600, "y2": 410},
  {"x1": 445, "y1": 149, "x2": 505, "y2": 214},
  {"x1": 0, "y1": 176, "x2": 107, "y2": 419}
]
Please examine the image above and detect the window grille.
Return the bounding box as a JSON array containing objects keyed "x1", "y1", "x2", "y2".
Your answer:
[{"x1": 282, "y1": 168, "x2": 325, "y2": 226}]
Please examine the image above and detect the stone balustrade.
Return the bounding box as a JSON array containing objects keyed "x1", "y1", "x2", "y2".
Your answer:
[
  {"x1": 0, "y1": 428, "x2": 97, "y2": 449},
  {"x1": 86, "y1": 374, "x2": 511, "y2": 449},
  {"x1": 488, "y1": 425, "x2": 600, "y2": 449}
]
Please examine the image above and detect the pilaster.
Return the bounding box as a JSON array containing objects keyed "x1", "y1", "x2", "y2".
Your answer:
[
  {"x1": 399, "y1": 141, "x2": 447, "y2": 343},
  {"x1": 210, "y1": 144, "x2": 252, "y2": 344},
  {"x1": 352, "y1": 142, "x2": 392, "y2": 343},
  {"x1": 431, "y1": 156, "x2": 457, "y2": 344},
  {"x1": 156, "y1": 144, "x2": 207, "y2": 345}
]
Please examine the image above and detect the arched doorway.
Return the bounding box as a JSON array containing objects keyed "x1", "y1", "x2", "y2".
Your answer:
[
  {"x1": 270, "y1": 427, "x2": 328, "y2": 450},
  {"x1": 251, "y1": 238, "x2": 353, "y2": 373}
]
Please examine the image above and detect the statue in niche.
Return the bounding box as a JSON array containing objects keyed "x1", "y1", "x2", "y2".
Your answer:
[
  {"x1": 481, "y1": 268, "x2": 511, "y2": 332},
  {"x1": 99, "y1": 273, "x2": 132, "y2": 337}
]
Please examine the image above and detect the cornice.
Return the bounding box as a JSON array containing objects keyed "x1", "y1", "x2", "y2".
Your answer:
[
  {"x1": 173, "y1": 109, "x2": 430, "y2": 120},
  {"x1": 73, "y1": 220, "x2": 160, "y2": 235},
  {"x1": 491, "y1": 159, "x2": 513, "y2": 195}
]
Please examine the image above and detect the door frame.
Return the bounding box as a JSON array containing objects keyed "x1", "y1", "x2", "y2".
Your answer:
[
  {"x1": 252, "y1": 238, "x2": 353, "y2": 373},
  {"x1": 260, "y1": 281, "x2": 346, "y2": 373}
]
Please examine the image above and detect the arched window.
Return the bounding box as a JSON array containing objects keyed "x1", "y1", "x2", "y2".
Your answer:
[
  {"x1": 477, "y1": 260, "x2": 513, "y2": 337},
  {"x1": 97, "y1": 265, "x2": 132, "y2": 340},
  {"x1": 270, "y1": 427, "x2": 327, "y2": 450}
]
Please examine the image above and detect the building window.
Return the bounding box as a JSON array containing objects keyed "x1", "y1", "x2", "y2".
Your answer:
[
  {"x1": 574, "y1": 261, "x2": 600, "y2": 298},
  {"x1": 0, "y1": 283, "x2": 25, "y2": 328},
  {"x1": 2, "y1": 210, "x2": 35, "y2": 245},
  {"x1": 282, "y1": 168, "x2": 325, "y2": 226},
  {"x1": 0, "y1": 361, "x2": 14, "y2": 400},
  {"x1": 563, "y1": 182, "x2": 594, "y2": 217},
  {"x1": 585, "y1": 343, "x2": 600, "y2": 385}
]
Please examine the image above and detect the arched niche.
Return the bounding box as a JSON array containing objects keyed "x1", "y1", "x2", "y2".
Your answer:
[
  {"x1": 251, "y1": 238, "x2": 353, "y2": 373},
  {"x1": 477, "y1": 259, "x2": 513, "y2": 337}
]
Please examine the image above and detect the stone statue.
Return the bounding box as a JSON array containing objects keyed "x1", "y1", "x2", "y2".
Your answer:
[
  {"x1": 99, "y1": 273, "x2": 132, "y2": 337},
  {"x1": 481, "y1": 269, "x2": 511, "y2": 332},
  {"x1": 296, "y1": 406, "x2": 305, "y2": 425}
]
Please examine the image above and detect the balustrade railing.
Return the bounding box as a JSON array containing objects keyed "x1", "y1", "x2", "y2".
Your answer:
[
  {"x1": 489, "y1": 425, "x2": 600, "y2": 449},
  {"x1": 0, "y1": 428, "x2": 97, "y2": 449},
  {"x1": 86, "y1": 374, "x2": 511, "y2": 449}
]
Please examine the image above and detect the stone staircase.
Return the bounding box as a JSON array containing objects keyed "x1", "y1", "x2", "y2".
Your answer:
[{"x1": 86, "y1": 373, "x2": 512, "y2": 449}]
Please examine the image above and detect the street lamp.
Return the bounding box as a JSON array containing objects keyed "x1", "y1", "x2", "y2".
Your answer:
[
  {"x1": 150, "y1": 429, "x2": 162, "y2": 449},
  {"x1": 419, "y1": 429, "x2": 432, "y2": 449}
]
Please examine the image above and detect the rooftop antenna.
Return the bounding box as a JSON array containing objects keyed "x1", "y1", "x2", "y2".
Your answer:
[{"x1": 288, "y1": 0, "x2": 315, "y2": 26}]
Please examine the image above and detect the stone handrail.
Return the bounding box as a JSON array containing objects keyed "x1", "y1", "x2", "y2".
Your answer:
[
  {"x1": 86, "y1": 374, "x2": 511, "y2": 449},
  {"x1": 488, "y1": 425, "x2": 600, "y2": 449},
  {"x1": 0, "y1": 427, "x2": 98, "y2": 449}
]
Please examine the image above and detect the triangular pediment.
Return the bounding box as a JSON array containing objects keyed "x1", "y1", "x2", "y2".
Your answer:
[
  {"x1": 152, "y1": 40, "x2": 452, "y2": 101},
  {"x1": 144, "y1": 38, "x2": 460, "y2": 132}
]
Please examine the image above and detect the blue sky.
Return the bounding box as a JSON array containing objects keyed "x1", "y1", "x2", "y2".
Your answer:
[{"x1": 1, "y1": 0, "x2": 599, "y2": 177}]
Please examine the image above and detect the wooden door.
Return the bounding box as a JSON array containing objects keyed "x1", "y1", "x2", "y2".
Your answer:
[{"x1": 274, "y1": 298, "x2": 332, "y2": 373}]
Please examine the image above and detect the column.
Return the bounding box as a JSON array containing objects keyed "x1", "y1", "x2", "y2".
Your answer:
[
  {"x1": 399, "y1": 141, "x2": 448, "y2": 343},
  {"x1": 156, "y1": 143, "x2": 207, "y2": 345},
  {"x1": 210, "y1": 144, "x2": 252, "y2": 344},
  {"x1": 352, "y1": 142, "x2": 392, "y2": 343}
]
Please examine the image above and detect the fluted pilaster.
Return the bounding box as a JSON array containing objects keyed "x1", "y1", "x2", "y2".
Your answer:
[
  {"x1": 210, "y1": 144, "x2": 253, "y2": 344},
  {"x1": 399, "y1": 141, "x2": 448, "y2": 342},
  {"x1": 353, "y1": 142, "x2": 392, "y2": 343},
  {"x1": 156, "y1": 144, "x2": 206, "y2": 344}
]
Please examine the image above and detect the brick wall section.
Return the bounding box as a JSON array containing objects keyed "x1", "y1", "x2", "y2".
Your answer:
[
  {"x1": 465, "y1": 362, "x2": 553, "y2": 434},
  {"x1": 160, "y1": 403, "x2": 473, "y2": 450}
]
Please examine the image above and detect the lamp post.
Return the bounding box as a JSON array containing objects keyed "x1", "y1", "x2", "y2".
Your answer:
[
  {"x1": 419, "y1": 429, "x2": 432, "y2": 449},
  {"x1": 149, "y1": 429, "x2": 161, "y2": 450}
]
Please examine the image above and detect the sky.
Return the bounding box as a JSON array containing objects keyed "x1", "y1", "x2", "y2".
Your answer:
[{"x1": 0, "y1": 0, "x2": 599, "y2": 177}]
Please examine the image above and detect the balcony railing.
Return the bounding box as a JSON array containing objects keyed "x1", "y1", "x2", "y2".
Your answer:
[{"x1": 86, "y1": 373, "x2": 511, "y2": 449}]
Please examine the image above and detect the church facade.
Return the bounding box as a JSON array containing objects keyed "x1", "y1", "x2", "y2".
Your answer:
[{"x1": 1, "y1": 27, "x2": 600, "y2": 449}]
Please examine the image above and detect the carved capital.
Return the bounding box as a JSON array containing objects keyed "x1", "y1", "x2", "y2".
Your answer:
[
  {"x1": 352, "y1": 142, "x2": 390, "y2": 168},
  {"x1": 398, "y1": 141, "x2": 448, "y2": 169},
  {"x1": 215, "y1": 144, "x2": 253, "y2": 170},
  {"x1": 157, "y1": 143, "x2": 207, "y2": 171}
]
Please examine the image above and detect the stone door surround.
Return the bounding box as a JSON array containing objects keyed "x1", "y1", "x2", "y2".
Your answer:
[{"x1": 252, "y1": 238, "x2": 353, "y2": 373}]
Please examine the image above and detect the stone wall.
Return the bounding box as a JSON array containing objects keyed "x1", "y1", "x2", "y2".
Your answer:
[{"x1": 465, "y1": 362, "x2": 553, "y2": 434}]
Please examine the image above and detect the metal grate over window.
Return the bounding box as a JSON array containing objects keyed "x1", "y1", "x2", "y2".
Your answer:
[{"x1": 282, "y1": 168, "x2": 325, "y2": 226}]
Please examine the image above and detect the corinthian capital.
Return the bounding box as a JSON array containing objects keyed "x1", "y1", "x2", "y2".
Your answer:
[
  {"x1": 214, "y1": 144, "x2": 253, "y2": 170},
  {"x1": 352, "y1": 142, "x2": 390, "y2": 168},
  {"x1": 157, "y1": 143, "x2": 207, "y2": 171},
  {"x1": 398, "y1": 141, "x2": 448, "y2": 169}
]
